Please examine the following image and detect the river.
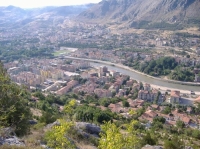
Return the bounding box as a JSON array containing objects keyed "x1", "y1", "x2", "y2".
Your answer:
[{"x1": 64, "y1": 56, "x2": 200, "y2": 92}]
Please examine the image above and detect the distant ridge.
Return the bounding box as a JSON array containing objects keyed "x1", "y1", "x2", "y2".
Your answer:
[
  {"x1": 0, "y1": 4, "x2": 94, "y2": 28},
  {"x1": 78, "y1": 0, "x2": 200, "y2": 29}
]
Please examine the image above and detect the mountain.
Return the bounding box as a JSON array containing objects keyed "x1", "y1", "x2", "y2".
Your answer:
[
  {"x1": 78, "y1": 0, "x2": 200, "y2": 29},
  {"x1": 0, "y1": 4, "x2": 94, "y2": 28}
]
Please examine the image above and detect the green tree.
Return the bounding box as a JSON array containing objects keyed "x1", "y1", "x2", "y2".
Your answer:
[
  {"x1": 192, "y1": 130, "x2": 200, "y2": 139},
  {"x1": 99, "y1": 121, "x2": 139, "y2": 149},
  {"x1": 64, "y1": 99, "x2": 77, "y2": 120},
  {"x1": 44, "y1": 119, "x2": 75, "y2": 149},
  {"x1": 153, "y1": 116, "x2": 166, "y2": 124},
  {"x1": 0, "y1": 62, "x2": 31, "y2": 136},
  {"x1": 33, "y1": 91, "x2": 45, "y2": 100},
  {"x1": 176, "y1": 120, "x2": 185, "y2": 129},
  {"x1": 98, "y1": 121, "x2": 124, "y2": 149},
  {"x1": 162, "y1": 106, "x2": 171, "y2": 114},
  {"x1": 122, "y1": 100, "x2": 130, "y2": 107},
  {"x1": 164, "y1": 136, "x2": 183, "y2": 149},
  {"x1": 141, "y1": 132, "x2": 156, "y2": 146}
]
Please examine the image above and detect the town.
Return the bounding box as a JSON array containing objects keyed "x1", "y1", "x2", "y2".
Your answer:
[
  {"x1": 1, "y1": 2, "x2": 200, "y2": 148},
  {"x1": 4, "y1": 54, "x2": 200, "y2": 130}
]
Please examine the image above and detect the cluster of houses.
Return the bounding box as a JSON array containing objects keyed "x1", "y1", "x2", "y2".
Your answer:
[
  {"x1": 72, "y1": 66, "x2": 130, "y2": 97},
  {"x1": 70, "y1": 49, "x2": 123, "y2": 63},
  {"x1": 5, "y1": 58, "x2": 90, "y2": 89},
  {"x1": 6, "y1": 57, "x2": 200, "y2": 129},
  {"x1": 138, "y1": 105, "x2": 198, "y2": 128}
]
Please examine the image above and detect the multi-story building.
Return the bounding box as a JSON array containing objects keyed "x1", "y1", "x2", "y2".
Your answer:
[
  {"x1": 138, "y1": 89, "x2": 163, "y2": 103},
  {"x1": 94, "y1": 88, "x2": 112, "y2": 98},
  {"x1": 170, "y1": 90, "x2": 181, "y2": 104}
]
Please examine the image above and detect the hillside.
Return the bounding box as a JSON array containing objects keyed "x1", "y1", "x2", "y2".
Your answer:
[
  {"x1": 0, "y1": 4, "x2": 94, "y2": 28},
  {"x1": 78, "y1": 0, "x2": 200, "y2": 29}
]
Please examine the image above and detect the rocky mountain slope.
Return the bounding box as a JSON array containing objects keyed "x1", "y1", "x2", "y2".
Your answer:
[{"x1": 78, "y1": 0, "x2": 200, "y2": 28}]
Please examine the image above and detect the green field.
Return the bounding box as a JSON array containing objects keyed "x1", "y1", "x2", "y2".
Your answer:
[{"x1": 53, "y1": 49, "x2": 71, "y2": 56}]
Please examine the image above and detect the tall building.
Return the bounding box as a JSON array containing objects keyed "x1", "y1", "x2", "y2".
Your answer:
[{"x1": 99, "y1": 66, "x2": 108, "y2": 77}]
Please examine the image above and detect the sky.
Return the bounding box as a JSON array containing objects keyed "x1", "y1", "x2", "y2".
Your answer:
[{"x1": 0, "y1": 0, "x2": 102, "y2": 8}]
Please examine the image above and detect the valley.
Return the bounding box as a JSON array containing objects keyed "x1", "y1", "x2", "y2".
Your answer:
[{"x1": 0, "y1": 0, "x2": 200, "y2": 149}]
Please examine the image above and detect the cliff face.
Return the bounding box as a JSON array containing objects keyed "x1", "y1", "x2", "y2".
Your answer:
[{"x1": 78, "y1": 0, "x2": 200, "y2": 26}]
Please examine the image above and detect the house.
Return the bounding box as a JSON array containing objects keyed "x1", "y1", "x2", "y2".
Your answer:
[
  {"x1": 109, "y1": 70, "x2": 120, "y2": 77},
  {"x1": 151, "y1": 104, "x2": 159, "y2": 110},
  {"x1": 138, "y1": 90, "x2": 163, "y2": 103},
  {"x1": 126, "y1": 79, "x2": 134, "y2": 87},
  {"x1": 194, "y1": 68, "x2": 200, "y2": 74},
  {"x1": 108, "y1": 102, "x2": 123, "y2": 113},
  {"x1": 172, "y1": 109, "x2": 192, "y2": 125},
  {"x1": 109, "y1": 83, "x2": 120, "y2": 92},
  {"x1": 132, "y1": 83, "x2": 140, "y2": 91},
  {"x1": 116, "y1": 89, "x2": 126, "y2": 97},
  {"x1": 170, "y1": 90, "x2": 181, "y2": 104},
  {"x1": 144, "y1": 83, "x2": 151, "y2": 91},
  {"x1": 139, "y1": 110, "x2": 158, "y2": 122},
  {"x1": 182, "y1": 117, "x2": 191, "y2": 125},
  {"x1": 94, "y1": 89, "x2": 112, "y2": 98},
  {"x1": 56, "y1": 80, "x2": 78, "y2": 95}
]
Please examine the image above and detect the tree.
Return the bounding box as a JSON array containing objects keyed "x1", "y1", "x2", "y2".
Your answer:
[
  {"x1": 99, "y1": 121, "x2": 139, "y2": 149},
  {"x1": 98, "y1": 121, "x2": 123, "y2": 149},
  {"x1": 64, "y1": 99, "x2": 77, "y2": 120},
  {"x1": 192, "y1": 129, "x2": 200, "y2": 139},
  {"x1": 153, "y1": 116, "x2": 166, "y2": 124},
  {"x1": 186, "y1": 55, "x2": 190, "y2": 58},
  {"x1": 44, "y1": 119, "x2": 75, "y2": 149},
  {"x1": 122, "y1": 100, "x2": 130, "y2": 107},
  {"x1": 141, "y1": 132, "x2": 156, "y2": 146},
  {"x1": 33, "y1": 91, "x2": 45, "y2": 100},
  {"x1": 164, "y1": 136, "x2": 183, "y2": 149},
  {"x1": 0, "y1": 62, "x2": 32, "y2": 136},
  {"x1": 162, "y1": 106, "x2": 171, "y2": 114},
  {"x1": 176, "y1": 120, "x2": 185, "y2": 129},
  {"x1": 39, "y1": 111, "x2": 59, "y2": 124}
]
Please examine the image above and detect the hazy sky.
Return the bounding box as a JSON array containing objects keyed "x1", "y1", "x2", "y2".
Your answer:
[{"x1": 0, "y1": 0, "x2": 102, "y2": 8}]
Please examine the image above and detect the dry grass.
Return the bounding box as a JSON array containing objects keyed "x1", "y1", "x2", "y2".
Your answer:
[
  {"x1": 30, "y1": 108, "x2": 42, "y2": 117},
  {"x1": 0, "y1": 146, "x2": 26, "y2": 149},
  {"x1": 76, "y1": 142, "x2": 97, "y2": 149}
]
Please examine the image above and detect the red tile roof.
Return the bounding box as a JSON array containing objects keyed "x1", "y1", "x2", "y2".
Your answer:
[{"x1": 171, "y1": 90, "x2": 180, "y2": 98}]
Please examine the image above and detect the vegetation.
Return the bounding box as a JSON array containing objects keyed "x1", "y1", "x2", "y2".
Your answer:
[
  {"x1": 125, "y1": 55, "x2": 196, "y2": 82},
  {"x1": 0, "y1": 45, "x2": 54, "y2": 62},
  {"x1": 44, "y1": 119, "x2": 75, "y2": 149},
  {"x1": 73, "y1": 105, "x2": 113, "y2": 124},
  {"x1": 0, "y1": 62, "x2": 32, "y2": 136},
  {"x1": 170, "y1": 67, "x2": 194, "y2": 82},
  {"x1": 129, "y1": 57, "x2": 177, "y2": 76},
  {"x1": 1, "y1": 60, "x2": 200, "y2": 148},
  {"x1": 99, "y1": 121, "x2": 139, "y2": 149}
]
